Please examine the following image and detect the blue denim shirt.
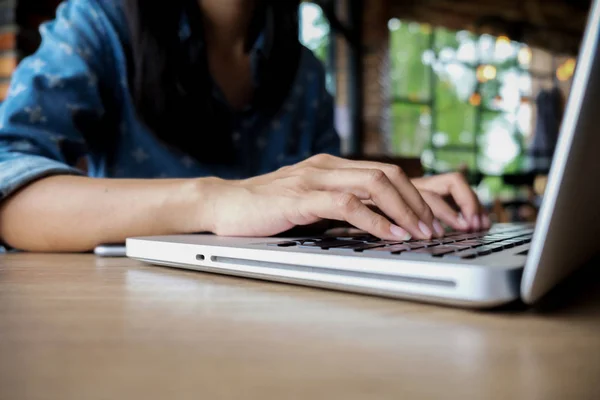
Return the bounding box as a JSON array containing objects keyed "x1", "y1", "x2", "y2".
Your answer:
[{"x1": 0, "y1": 0, "x2": 340, "y2": 206}]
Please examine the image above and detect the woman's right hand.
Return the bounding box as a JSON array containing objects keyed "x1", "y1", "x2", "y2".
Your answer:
[
  {"x1": 195, "y1": 154, "x2": 443, "y2": 241},
  {"x1": 0, "y1": 154, "x2": 445, "y2": 252}
]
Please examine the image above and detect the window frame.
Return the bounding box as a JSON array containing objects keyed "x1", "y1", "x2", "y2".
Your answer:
[{"x1": 389, "y1": 22, "x2": 560, "y2": 177}]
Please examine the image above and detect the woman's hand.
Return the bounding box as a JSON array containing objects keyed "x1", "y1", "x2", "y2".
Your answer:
[
  {"x1": 198, "y1": 154, "x2": 444, "y2": 241},
  {"x1": 411, "y1": 173, "x2": 490, "y2": 232}
]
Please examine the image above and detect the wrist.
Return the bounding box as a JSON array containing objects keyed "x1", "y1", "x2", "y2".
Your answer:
[{"x1": 165, "y1": 177, "x2": 223, "y2": 234}]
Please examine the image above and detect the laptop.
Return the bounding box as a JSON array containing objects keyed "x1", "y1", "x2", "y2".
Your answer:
[{"x1": 127, "y1": 0, "x2": 600, "y2": 308}]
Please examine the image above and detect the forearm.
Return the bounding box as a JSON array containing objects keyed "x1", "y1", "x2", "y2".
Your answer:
[{"x1": 0, "y1": 176, "x2": 211, "y2": 252}]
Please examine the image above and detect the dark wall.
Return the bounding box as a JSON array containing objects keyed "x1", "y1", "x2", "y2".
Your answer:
[{"x1": 16, "y1": 0, "x2": 62, "y2": 59}]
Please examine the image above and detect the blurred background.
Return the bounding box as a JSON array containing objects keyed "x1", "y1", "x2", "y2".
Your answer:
[
  {"x1": 0, "y1": 0, "x2": 591, "y2": 223},
  {"x1": 300, "y1": 0, "x2": 588, "y2": 224}
]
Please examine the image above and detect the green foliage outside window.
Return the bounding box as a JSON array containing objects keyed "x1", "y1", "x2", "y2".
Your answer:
[
  {"x1": 389, "y1": 19, "x2": 533, "y2": 186},
  {"x1": 298, "y1": 7, "x2": 539, "y2": 202},
  {"x1": 300, "y1": 4, "x2": 329, "y2": 61}
]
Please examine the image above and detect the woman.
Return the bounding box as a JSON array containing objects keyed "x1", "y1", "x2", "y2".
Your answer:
[{"x1": 0, "y1": 0, "x2": 488, "y2": 253}]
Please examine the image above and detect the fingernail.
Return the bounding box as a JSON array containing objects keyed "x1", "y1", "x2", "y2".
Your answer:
[
  {"x1": 418, "y1": 221, "x2": 433, "y2": 238},
  {"x1": 472, "y1": 215, "x2": 481, "y2": 231},
  {"x1": 433, "y1": 219, "x2": 445, "y2": 237},
  {"x1": 482, "y1": 214, "x2": 491, "y2": 229},
  {"x1": 457, "y1": 213, "x2": 469, "y2": 229},
  {"x1": 391, "y1": 225, "x2": 412, "y2": 240}
]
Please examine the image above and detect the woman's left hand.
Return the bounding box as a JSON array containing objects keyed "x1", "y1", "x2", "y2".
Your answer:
[{"x1": 411, "y1": 172, "x2": 490, "y2": 232}]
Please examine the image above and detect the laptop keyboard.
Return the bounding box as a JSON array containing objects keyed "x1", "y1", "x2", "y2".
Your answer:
[{"x1": 266, "y1": 226, "x2": 534, "y2": 260}]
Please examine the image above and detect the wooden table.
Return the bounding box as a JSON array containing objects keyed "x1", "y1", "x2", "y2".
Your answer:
[{"x1": 1, "y1": 254, "x2": 599, "y2": 400}]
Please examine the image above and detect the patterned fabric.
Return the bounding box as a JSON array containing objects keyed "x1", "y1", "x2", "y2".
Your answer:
[{"x1": 0, "y1": 0, "x2": 340, "y2": 204}]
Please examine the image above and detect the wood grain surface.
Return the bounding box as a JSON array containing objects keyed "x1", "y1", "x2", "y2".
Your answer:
[{"x1": 1, "y1": 253, "x2": 599, "y2": 400}]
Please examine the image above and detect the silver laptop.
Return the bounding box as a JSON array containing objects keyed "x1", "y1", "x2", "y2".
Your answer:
[{"x1": 127, "y1": 0, "x2": 600, "y2": 308}]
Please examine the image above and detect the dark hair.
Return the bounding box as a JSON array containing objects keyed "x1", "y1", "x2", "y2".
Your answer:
[{"x1": 123, "y1": 0, "x2": 302, "y2": 164}]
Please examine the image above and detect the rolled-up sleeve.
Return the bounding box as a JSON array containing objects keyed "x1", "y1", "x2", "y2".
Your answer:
[{"x1": 0, "y1": 0, "x2": 111, "y2": 201}]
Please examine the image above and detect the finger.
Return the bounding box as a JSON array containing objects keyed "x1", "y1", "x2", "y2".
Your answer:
[
  {"x1": 421, "y1": 191, "x2": 470, "y2": 232},
  {"x1": 431, "y1": 175, "x2": 491, "y2": 230},
  {"x1": 304, "y1": 168, "x2": 434, "y2": 239},
  {"x1": 448, "y1": 177, "x2": 482, "y2": 229},
  {"x1": 481, "y1": 213, "x2": 492, "y2": 229},
  {"x1": 300, "y1": 191, "x2": 412, "y2": 241},
  {"x1": 320, "y1": 159, "x2": 436, "y2": 232},
  {"x1": 413, "y1": 173, "x2": 481, "y2": 228}
]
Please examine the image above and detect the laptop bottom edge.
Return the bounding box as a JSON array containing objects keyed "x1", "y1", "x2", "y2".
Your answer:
[{"x1": 130, "y1": 253, "x2": 524, "y2": 309}]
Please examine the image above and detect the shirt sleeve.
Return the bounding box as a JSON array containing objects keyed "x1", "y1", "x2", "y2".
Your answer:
[{"x1": 0, "y1": 0, "x2": 113, "y2": 202}]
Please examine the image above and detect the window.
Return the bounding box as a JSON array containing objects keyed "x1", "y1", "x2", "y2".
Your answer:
[
  {"x1": 388, "y1": 19, "x2": 575, "y2": 202},
  {"x1": 300, "y1": 2, "x2": 330, "y2": 62},
  {"x1": 300, "y1": 1, "x2": 335, "y2": 94}
]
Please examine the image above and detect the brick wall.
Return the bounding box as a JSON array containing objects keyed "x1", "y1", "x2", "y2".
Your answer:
[
  {"x1": 0, "y1": 0, "x2": 62, "y2": 101},
  {"x1": 361, "y1": 0, "x2": 391, "y2": 155},
  {"x1": 0, "y1": 1, "x2": 18, "y2": 100}
]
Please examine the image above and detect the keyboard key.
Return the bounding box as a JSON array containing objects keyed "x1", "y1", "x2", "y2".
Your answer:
[
  {"x1": 475, "y1": 244, "x2": 505, "y2": 255},
  {"x1": 478, "y1": 238, "x2": 503, "y2": 244},
  {"x1": 365, "y1": 242, "x2": 425, "y2": 251},
  {"x1": 454, "y1": 240, "x2": 485, "y2": 247},
  {"x1": 489, "y1": 244, "x2": 507, "y2": 252},
  {"x1": 495, "y1": 241, "x2": 516, "y2": 249},
  {"x1": 268, "y1": 241, "x2": 298, "y2": 247},
  {"x1": 299, "y1": 239, "x2": 322, "y2": 245},
  {"x1": 263, "y1": 228, "x2": 534, "y2": 255},
  {"x1": 512, "y1": 239, "x2": 531, "y2": 245},
  {"x1": 403, "y1": 242, "x2": 428, "y2": 249},
  {"x1": 443, "y1": 250, "x2": 479, "y2": 260},
  {"x1": 446, "y1": 243, "x2": 477, "y2": 250},
  {"x1": 501, "y1": 238, "x2": 523, "y2": 245},
  {"x1": 333, "y1": 243, "x2": 392, "y2": 252},
  {"x1": 359, "y1": 236, "x2": 383, "y2": 243},
  {"x1": 408, "y1": 240, "x2": 440, "y2": 248},
  {"x1": 406, "y1": 246, "x2": 459, "y2": 257},
  {"x1": 449, "y1": 234, "x2": 480, "y2": 241},
  {"x1": 336, "y1": 235, "x2": 380, "y2": 243},
  {"x1": 299, "y1": 240, "x2": 364, "y2": 249},
  {"x1": 443, "y1": 231, "x2": 464, "y2": 237},
  {"x1": 486, "y1": 233, "x2": 519, "y2": 238},
  {"x1": 363, "y1": 244, "x2": 414, "y2": 254},
  {"x1": 434, "y1": 238, "x2": 459, "y2": 244},
  {"x1": 379, "y1": 240, "x2": 411, "y2": 246}
]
